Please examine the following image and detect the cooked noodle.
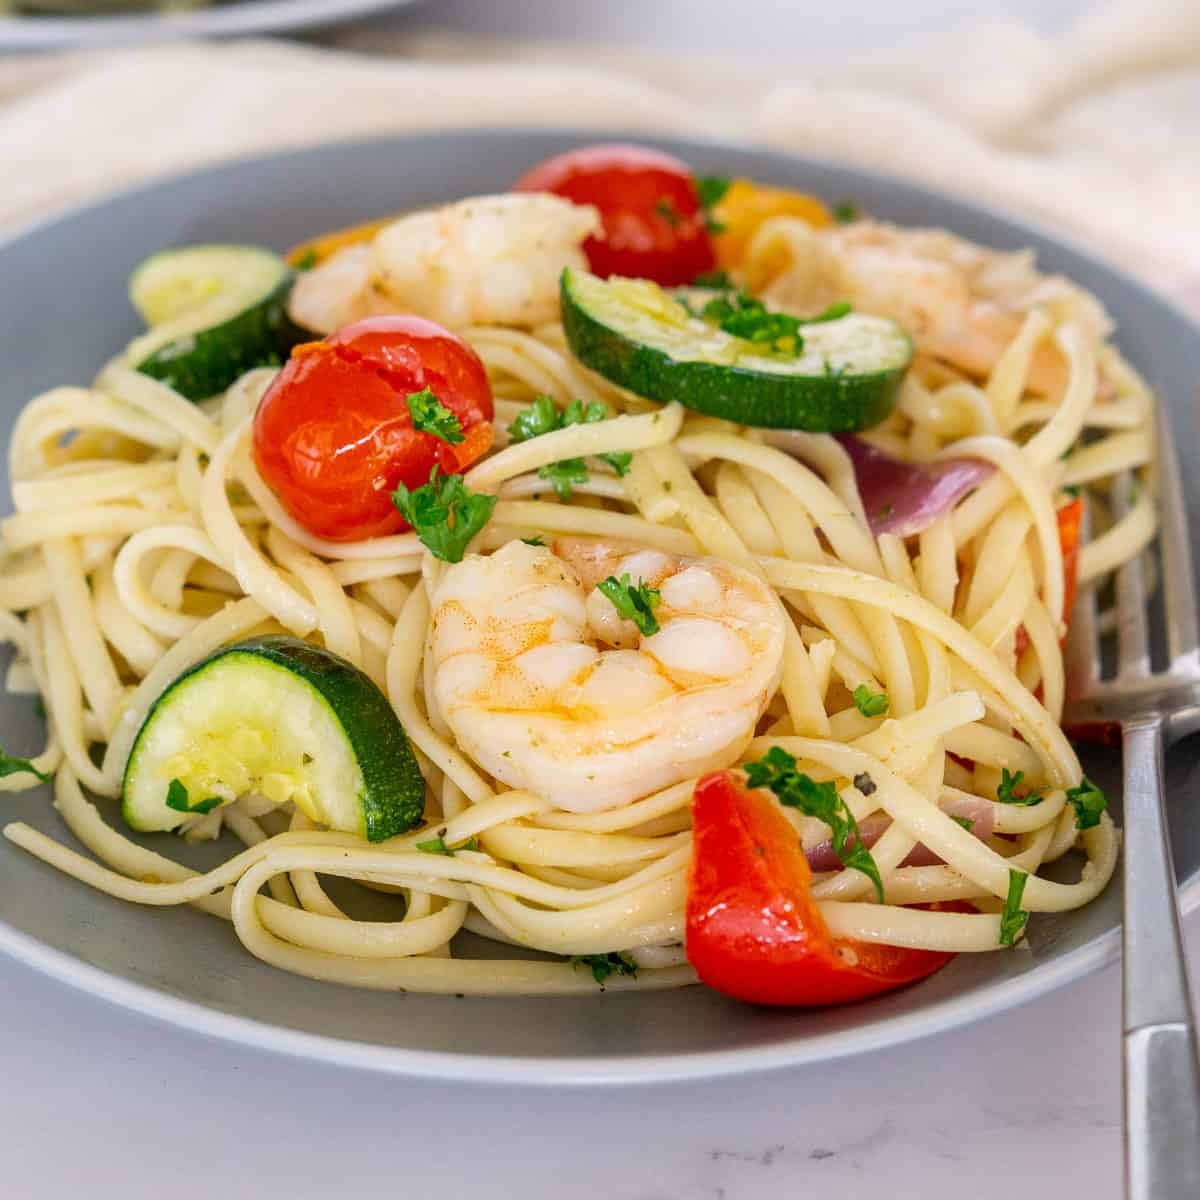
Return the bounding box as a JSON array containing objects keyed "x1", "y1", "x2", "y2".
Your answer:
[{"x1": 0, "y1": 201, "x2": 1155, "y2": 996}]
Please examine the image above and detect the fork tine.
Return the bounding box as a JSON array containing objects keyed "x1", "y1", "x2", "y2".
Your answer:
[
  {"x1": 1153, "y1": 395, "x2": 1199, "y2": 665},
  {"x1": 1113, "y1": 469, "x2": 1151, "y2": 678}
]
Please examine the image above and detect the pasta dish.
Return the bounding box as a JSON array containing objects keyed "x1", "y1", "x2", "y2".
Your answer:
[{"x1": 0, "y1": 144, "x2": 1155, "y2": 1004}]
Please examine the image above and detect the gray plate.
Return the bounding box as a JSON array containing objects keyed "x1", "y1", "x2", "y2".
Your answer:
[
  {"x1": 0, "y1": 0, "x2": 414, "y2": 51},
  {"x1": 2, "y1": 130, "x2": 1199, "y2": 1085}
]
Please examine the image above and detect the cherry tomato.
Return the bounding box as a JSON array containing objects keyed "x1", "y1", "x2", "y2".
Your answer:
[
  {"x1": 687, "y1": 770, "x2": 960, "y2": 1007},
  {"x1": 1057, "y1": 496, "x2": 1084, "y2": 629},
  {"x1": 253, "y1": 315, "x2": 494, "y2": 542},
  {"x1": 513, "y1": 143, "x2": 715, "y2": 286}
]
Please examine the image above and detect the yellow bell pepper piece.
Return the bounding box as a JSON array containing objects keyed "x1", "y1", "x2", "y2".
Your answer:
[
  {"x1": 711, "y1": 179, "x2": 833, "y2": 270},
  {"x1": 286, "y1": 214, "x2": 402, "y2": 269}
]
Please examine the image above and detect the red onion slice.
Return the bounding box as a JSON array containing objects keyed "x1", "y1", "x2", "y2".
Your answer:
[
  {"x1": 834, "y1": 434, "x2": 994, "y2": 538},
  {"x1": 804, "y1": 794, "x2": 995, "y2": 873}
]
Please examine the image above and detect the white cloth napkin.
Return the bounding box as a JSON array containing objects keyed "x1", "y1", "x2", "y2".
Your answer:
[{"x1": 2, "y1": 0, "x2": 1198, "y2": 308}]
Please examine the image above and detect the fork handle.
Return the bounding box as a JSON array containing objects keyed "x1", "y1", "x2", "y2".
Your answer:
[{"x1": 1122, "y1": 718, "x2": 1200, "y2": 1198}]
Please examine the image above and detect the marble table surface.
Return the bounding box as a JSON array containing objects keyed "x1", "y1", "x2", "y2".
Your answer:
[{"x1": 5, "y1": 912, "x2": 1195, "y2": 1197}]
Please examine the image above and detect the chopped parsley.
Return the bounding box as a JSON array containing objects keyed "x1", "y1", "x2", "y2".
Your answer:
[
  {"x1": 951, "y1": 815, "x2": 976, "y2": 832},
  {"x1": 877, "y1": 503, "x2": 895, "y2": 521},
  {"x1": 32, "y1": 697, "x2": 46, "y2": 722},
  {"x1": 520, "y1": 535, "x2": 546, "y2": 547},
  {"x1": 1066, "y1": 776, "x2": 1107, "y2": 831},
  {"x1": 596, "y1": 574, "x2": 662, "y2": 637},
  {"x1": 654, "y1": 197, "x2": 681, "y2": 227},
  {"x1": 805, "y1": 300, "x2": 853, "y2": 323},
  {"x1": 999, "y1": 869, "x2": 1030, "y2": 946},
  {"x1": 996, "y1": 767, "x2": 1044, "y2": 807},
  {"x1": 695, "y1": 175, "x2": 731, "y2": 210},
  {"x1": 416, "y1": 834, "x2": 481, "y2": 856},
  {"x1": 852, "y1": 684, "x2": 889, "y2": 718},
  {"x1": 164, "y1": 778, "x2": 222, "y2": 816},
  {"x1": 508, "y1": 395, "x2": 631, "y2": 500},
  {"x1": 832, "y1": 200, "x2": 860, "y2": 224},
  {"x1": 570, "y1": 951, "x2": 638, "y2": 986},
  {"x1": 701, "y1": 291, "x2": 803, "y2": 353},
  {"x1": 392, "y1": 466, "x2": 496, "y2": 563},
  {"x1": 0, "y1": 744, "x2": 51, "y2": 784},
  {"x1": 852, "y1": 771, "x2": 877, "y2": 796},
  {"x1": 1062, "y1": 483, "x2": 1082, "y2": 499},
  {"x1": 743, "y1": 746, "x2": 883, "y2": 901},
  {"x1": 695, "y1": 174, "x2": 731, "y2": 234},
  {"x1": 292, "y1": 248, "x2": 319, "y2": 271},
  {"x1": 406, "y1": 387, "x2": 464, "y2": 445},
  {"x1": 692, "y1": 269, "x2": 733, "y2": 289}
]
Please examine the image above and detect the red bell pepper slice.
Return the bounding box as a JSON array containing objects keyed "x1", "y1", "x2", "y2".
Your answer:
[{"x1": 686, "y1": 770, "x2": 958, "y2": 1007}]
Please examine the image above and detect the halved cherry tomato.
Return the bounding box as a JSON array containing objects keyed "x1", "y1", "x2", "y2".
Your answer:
[
  {"x1": 253, "y1": 315, "x2": 494, "y2": 543},
  {"x1": 1057, "y1": 496, "x2": 1084, "y2": 628},
  {"x1": 686, "y1": 770, "x2": 958, "y2": 1007},
  {"x1": 1016, "y1": 495, "x2": 1085, "y2": 662},
  {"x1": 513, "y1": 143, "x2": 715, "y2": 286},
  {"x1": 710, "y1": 177, "x2": 832, "y2": 270}
]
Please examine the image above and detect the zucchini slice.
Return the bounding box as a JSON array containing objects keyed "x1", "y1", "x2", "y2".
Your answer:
[
  {"x1": 128, "y1": 245, "x2": 310, "y2": 401},
  {"x1": 122, "y1": 636, "x2": 425, "y2": 843},
  {"x1": 561, "y1": 268, "x2": 911, "y2": 431}
]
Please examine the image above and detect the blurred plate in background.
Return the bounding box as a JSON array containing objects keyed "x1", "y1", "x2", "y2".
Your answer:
[{"x1": 0, "y1": 0, "x2": 417, "y2": 51}]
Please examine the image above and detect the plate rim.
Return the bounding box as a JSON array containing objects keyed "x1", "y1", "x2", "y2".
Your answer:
[
  {"x1": 2, "y1": 127, "x2": 1198, "y2": 1085},
  {"x1": 0, "y1": 0, "x2": 412, "y2": 51}
]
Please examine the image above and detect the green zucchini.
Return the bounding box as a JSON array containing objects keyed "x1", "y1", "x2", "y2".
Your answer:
[
  {"x1": 122, "y1": 635, "x2": 425, "y2": 842},
  {"x1": 561, "y1": 268, "x2": 911, "y2": 431},
  {"x1": 128, "y1": 245, "x2": 310, "y2": 401}
]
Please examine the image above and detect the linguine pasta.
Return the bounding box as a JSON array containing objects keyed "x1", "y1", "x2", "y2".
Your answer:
[{"x1": 0, "y1": 186, "x2": 1156, "y2": 998}]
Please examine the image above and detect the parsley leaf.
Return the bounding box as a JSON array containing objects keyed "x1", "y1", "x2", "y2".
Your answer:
[
  {"x1": 597, "y1": 574, "x2": 662, "y2": 637},
  {"x1": 570, "y1": 951, "x2": 638, "y2": 986},
  {"x1": 692, "y1": 269, "x2": 733, "y2": 289},
  {"x1": 695, "y1": 175, "x2": 731, "y2": 209},
  {"x1": 1066, "y1": 776, "x2": 1107, "y2": 831},
  {"x1": 32, "y1": 697, "x2": 46, "y2": 722},
  {"x1": 0, "y1": 745, "x2": 51, "y2": 784},
  {"x1": 743, "y1": 746, "x2": 883, "y2": 901},
  {"x1": 996, "y1": 767, "x2": 1044, "y2": 807},
  {"x1": 805, "y1": 300, "x2": 853, "y2": 323},
  {"x1": 416, "y1": 834, "x2": 480, "y2": 856},
  {"x1": 951, "y1": 815, "x2": 975, "y2": 832},
  {"x1": 292, "y1": 248, "x2": 318, "y2": 271},
  {"x1": 702, "y1": 291, "x2": 803, "y2": 352},
  {"x1": 164, "y1": 778, "x2": 222, "y2": 816},
  {"x1": 999, "y1": 869, "x2": 1030, "y2": 946},
  {"x1": 509, "y1": 396, "x2": 629, "y2": 500},
  {"x1": 392, "y1": 467, "x2": 496, "y2": 564},
  {"x1": 520, "y1": 535, "x2": 546, "y2": 547},
  {"x1": 406, "y1": 387, "x2": 464, "y2": 445},
  {"x1": 852, "y1": 684, "x2": 889, "y2": 718},
  {"x1": 509, "y1": 394, "x2": 560, "y2": 442},
  {"x1": 538, "y1": 457, "x2": 590, "y2": 500},
  {"x1": 832, "y1": 200, "x2": 860, "y2": 224},
  {"x1": 1062, "y1": 483, "x2": 1082, "y2": 499}
]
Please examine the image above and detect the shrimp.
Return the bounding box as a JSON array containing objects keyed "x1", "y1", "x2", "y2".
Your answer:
[
  {"x1": 288, "y1": 193, "x2": 600, "y2": 335},
  {"x1": 748, "y1": 219, "x2": 1111, "y2": 396},
  {"x1": 427, "y1": 538, "x2": 787, "y2": 813}
]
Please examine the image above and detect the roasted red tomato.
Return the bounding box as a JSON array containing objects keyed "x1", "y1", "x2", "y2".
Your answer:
[
  {"x1": 686, "y1": 770, "x2": 958, "y2": 1007},
  {"x1": 1057, "y1": 496, "x2": 1084, "y2": 628},
  {"x1": 513, "y1": 143, "x2": 716, "y2": 286},
  {"x1": 253, "y1": 315, "x2": 494, "y2": 542}
]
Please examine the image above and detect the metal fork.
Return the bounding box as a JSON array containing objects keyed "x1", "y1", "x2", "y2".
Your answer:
[{"x1": 1064, "y1": 396, "x2": 1200, "y2": 1199}]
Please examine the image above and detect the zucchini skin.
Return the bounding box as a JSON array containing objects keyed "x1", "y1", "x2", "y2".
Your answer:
[
  {"x1": 123, "y1": 635, "x2": 425, "y2": 842},
  {"x1": 561, "y1": 270, "x2": 908, "y2": 432},
  {"x1": 134, "y1": 276, "x2": 311, "y2": 402}
]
